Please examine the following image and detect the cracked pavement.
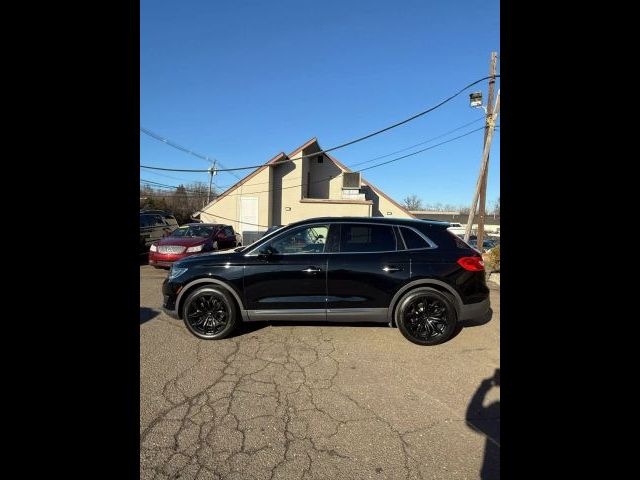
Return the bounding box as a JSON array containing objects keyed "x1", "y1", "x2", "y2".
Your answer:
[{"x1": 140, "y1": 265, "x2": 500, "y2": 479}]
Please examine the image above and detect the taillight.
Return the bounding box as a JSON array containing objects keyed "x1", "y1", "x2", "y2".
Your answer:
[{"x1": 457, "y1": 256, "x2": 485, "y2": 271}]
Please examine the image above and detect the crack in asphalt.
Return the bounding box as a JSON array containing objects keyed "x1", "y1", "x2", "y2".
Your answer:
[{"x1": 141, "y1": 323, "x2": 497, "y2": 480}]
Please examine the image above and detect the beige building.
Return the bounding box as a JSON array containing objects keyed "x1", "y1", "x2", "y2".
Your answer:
[{"x1": 196, "y1": 138, "x2": 414, "y2": 240}]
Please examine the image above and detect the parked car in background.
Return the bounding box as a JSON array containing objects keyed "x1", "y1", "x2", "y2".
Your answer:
[
  {"x1": 469, "y1": 238, "x2": 498, "y2": 253},
  {"x1": 447, "y1": 222, "x2": 467, "y2": 236},
  {"x1": 140, "y1": 210, "x2": 179, "y2": 252},
  {"x1": 149, "y1": 223, "x2": 241, "y2": 268},
  {"x1": 162, "y1": 216, "x2": 490, "y2": 345}
]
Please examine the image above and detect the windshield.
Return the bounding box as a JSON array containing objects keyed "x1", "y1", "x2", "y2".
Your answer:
[{"x1": 170, "y1": 225, "x2": 215, "y2": 238}]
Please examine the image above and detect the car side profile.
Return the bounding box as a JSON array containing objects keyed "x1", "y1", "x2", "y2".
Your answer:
[{"x1": 162, "y1": 217, "x2": 490, "y2": 345}]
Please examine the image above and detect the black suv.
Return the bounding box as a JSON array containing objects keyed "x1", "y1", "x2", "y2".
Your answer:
[{"x1": 162, "y1": 217, "x2": 490, "y2": 345}]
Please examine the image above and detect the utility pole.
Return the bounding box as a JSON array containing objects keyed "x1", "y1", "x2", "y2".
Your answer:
[
  {"x1": 207, "y1": 161, "x2": 217, "y2": 204},
  {"x1": 476, "y1": 52, "x2": 498, "y2": 250},
  {"x1": 464, "y1": 89, "x2": 500, "y2": 243}
]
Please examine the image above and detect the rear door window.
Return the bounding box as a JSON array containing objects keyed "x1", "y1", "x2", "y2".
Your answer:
[{"x1": 340, "y1": 224, "x2": 396, "y2": 253}]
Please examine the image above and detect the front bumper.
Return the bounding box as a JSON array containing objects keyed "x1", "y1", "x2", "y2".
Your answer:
[
  {"x1": 162, "y1": 304, "x2": 180, "y2": 319},
  {"x1": 148, "y1": 250, "x2": 203, "y2": 267},
  {"x1": 161, "y1": 278, "x2": 181, "y2": 319},
  {"x1": 459, "y1": 297, "x2": 491, "y2": 321}
]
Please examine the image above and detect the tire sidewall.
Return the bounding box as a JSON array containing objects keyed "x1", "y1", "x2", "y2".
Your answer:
[
  {"x1": 182, "y1": 286, "x2": 237, "y2": 340},
  {"x1": 395, "y1": 288, "x2": 458, "y2": 346}
]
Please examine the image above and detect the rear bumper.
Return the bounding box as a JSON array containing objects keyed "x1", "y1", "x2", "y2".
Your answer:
[{"x1": 459, "y1": 297, "x2": 491, "y2": 321}]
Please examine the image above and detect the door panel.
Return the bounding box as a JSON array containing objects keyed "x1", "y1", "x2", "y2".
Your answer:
[
  {"x1": 243, "y1": 224, "x2": 332, "y2": 315},
  {"x1": 326, "y1": 251, "x2": 410, "y2": 310},
  {"x1": 243, "y1": 254, "x2": 327, "y2": 311},
  {"x1": 326, "y1": 223, "x2": 410, "y2": 316}
]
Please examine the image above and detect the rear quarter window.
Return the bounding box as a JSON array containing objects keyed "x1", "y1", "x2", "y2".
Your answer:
[
  {"x1": 399, "y1": 227, "x2": 432, "y2": 249},
  {"x1": 413, "y1": 223, "x2": 468, "y2": 250}
]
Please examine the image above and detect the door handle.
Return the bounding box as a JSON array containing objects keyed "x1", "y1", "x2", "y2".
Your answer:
[
  {"x1": 382, "y1": 266, "x2": 403, "y2": 273},
  {"x1": 302, "y1": 266, "x2": 322, "y2": 273}
]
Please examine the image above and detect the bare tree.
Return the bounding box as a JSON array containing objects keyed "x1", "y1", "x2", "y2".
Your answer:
[
  {"x1": 140, "y1": 181, "x2": 216, "y2": 224},
  {"x1": 403, "y1": 194, "x2": 423, "y2": 210},
  {"x1": 493, "y1": 197, "x2": 500, "y2": 215}
]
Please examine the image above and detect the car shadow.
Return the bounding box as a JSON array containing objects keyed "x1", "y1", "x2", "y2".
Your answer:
[
  {"x1": 450, "y1": 308, "x2": 494, "y2": 341},
  {"x1": 228, "y1": 311, "x2": 493, "y2": 340},
  {"x1": 140, "y1": 307, "x2": 159, "y2": 324},
  {"x1": 228, "y1": 320, "x2": 387, "y2": 339}
]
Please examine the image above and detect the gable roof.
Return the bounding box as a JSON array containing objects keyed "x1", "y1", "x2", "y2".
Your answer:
[
  {"x1": 198, "y1": 137, "x2": 318, "y2": 212},
  {"x1": 196, "y1": 137, "x2": 414, "y2": 218}
]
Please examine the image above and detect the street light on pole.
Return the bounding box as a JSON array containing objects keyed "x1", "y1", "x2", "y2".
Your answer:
[{"x1": 465, "y1": 52, "x2": 498, "y2": 246}]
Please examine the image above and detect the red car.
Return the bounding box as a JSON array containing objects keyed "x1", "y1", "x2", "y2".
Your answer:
[{"x1": 148, "y1": 223, "x2": 241, "y2": 268}]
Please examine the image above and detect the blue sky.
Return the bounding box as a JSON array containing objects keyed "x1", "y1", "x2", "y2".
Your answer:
[{"x1": 140, "y1": 0, "x2": 500, "y2": 209}]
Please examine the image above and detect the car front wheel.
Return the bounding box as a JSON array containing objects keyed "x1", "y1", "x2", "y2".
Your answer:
[
  {"x1": 182, "y1": 286, "x2": 237, "y2": 340},
  {"x1": 395, "y1": 288, "x2": 457, "y2": 345}
]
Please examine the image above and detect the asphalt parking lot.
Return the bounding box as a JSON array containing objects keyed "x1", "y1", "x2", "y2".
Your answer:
[{"x1": 140, "y1": 265, "x2": 500, "y2": 480}]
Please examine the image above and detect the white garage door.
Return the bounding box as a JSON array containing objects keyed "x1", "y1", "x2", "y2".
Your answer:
[{"x1": 239, "y1": 197, "x2": 258, "y2": 234}]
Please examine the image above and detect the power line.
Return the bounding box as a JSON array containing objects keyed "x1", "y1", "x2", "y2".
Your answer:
[
  {"x1": 140, "y1": 74, "x2": 499, "y2": 174},
  {"x1": 212, "y1": 116, "x2": 488, "y2": 189},
  {"x1": 349, "y1": 116, "x2": 486, "y2": 168},
  {"x1": 195, "y1": 212, "x2": 270, "y2": 229},
  {"x1": 140, "y1": 179, "x2": 214, "y2": 195},
  {"x1": 358, "y1": 126, "x2": 485, "y2": 172},
  {"x1": 141, "y1": 125, "x2": 485, "y2": 200},
  {"x1": 140, "y1": 169, "x2": 210, "y2": 184},
  {"x1": 315, "y1": 75, "x2": 498, "y2": 155},
  {"x1": 140, "y1": 127, "x2": 242, "y2": 180}
]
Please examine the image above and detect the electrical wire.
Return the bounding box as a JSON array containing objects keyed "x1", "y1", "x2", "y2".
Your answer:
[
  {"x1": 140, "y1": 74, "x2": 499, "y2": 173},
  {"x1": 349, "y1": 116, "x2": 486, "y2": 168},
  {"x1": 140, "y1": 127, "x2": 242, "y2": 180},
  {"x1": 141, "y1": 124, "x2": 485, "y2": 200},
  {"x1": 358, "y1": 126, "x2": 485, "y2": 172},
  {"x1": 140, "y1": 179, "x2": 214, "y2": 195}
]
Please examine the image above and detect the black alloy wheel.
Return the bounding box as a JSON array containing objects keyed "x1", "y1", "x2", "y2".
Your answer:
[
  {"x1": 182, "y1": 286, "x2": 237, "y2": 339},
  {"x1": 396, "y1": 288, "x2": 457, "y2": 345}
]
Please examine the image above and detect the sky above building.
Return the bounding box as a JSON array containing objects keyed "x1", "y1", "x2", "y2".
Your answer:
[{"x1": 141, "y1": 0, "x2": 500, "y2": 209}]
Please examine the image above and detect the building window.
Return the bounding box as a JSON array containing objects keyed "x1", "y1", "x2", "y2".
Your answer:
[{"x1": 317, "y1": 156, "x2": 323, "y2": 163}]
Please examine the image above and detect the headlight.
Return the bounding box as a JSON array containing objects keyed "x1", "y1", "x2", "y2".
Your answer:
[
  {"x1": 168, "y1": 266, "x2": 188, "y2": 280},
  {"x1": 186, "y1": 245, "x2": 203, "y2": 253},
  {"x1": 150, "y1": 244, "x2": 157, "y2": 252}
]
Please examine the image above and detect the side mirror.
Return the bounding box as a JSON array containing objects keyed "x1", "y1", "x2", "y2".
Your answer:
[{"x1": 258, "y1": 245, "x2": 275, "y2": 259}]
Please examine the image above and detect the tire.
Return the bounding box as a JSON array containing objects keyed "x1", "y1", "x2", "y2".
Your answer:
[
  {"x1": 182, "y1": 286, "x2": 238, "y2": 340},
  {"x1": 395, "y1": 288, "x2": 457, "y2": 346}
]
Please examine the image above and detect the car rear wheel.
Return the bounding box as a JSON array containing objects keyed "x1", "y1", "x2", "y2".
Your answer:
[
  {"x1": 395, "y1": 288, "x2": 457, "y2": 346},
  {"x1": 182, "y1": 286, "x2": 237, "y2": 340}
]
